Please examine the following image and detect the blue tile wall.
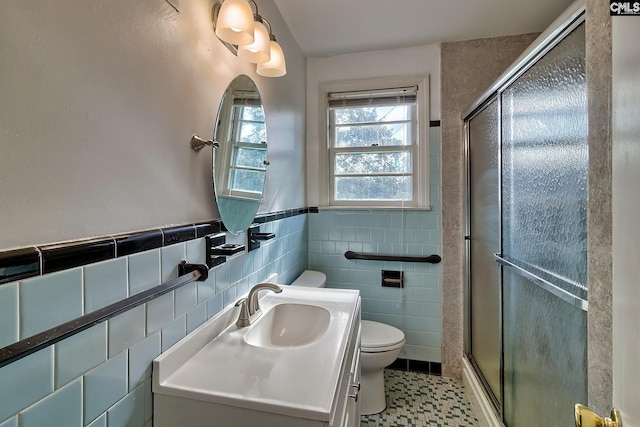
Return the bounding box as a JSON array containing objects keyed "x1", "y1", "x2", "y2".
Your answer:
[
  {"x1": 308, "y1": 127, "x2": 442, "y2": 363},
  {"x1": 0, "y1": 214, "x2": 308, "y2": 426}
]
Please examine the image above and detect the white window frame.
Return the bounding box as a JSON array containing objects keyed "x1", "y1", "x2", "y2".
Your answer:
[{"x1": 318, "y1": 75, "x2": 430, "y2": 209}]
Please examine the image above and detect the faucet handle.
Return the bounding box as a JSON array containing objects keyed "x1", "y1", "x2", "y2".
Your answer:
[{"x1": 235, "y1": 298, "x2": 251, "y2": 328}]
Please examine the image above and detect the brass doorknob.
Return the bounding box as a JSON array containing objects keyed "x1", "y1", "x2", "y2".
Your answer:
[{"x1": 575, "y1": 404, "x2": 622, "y2": 427}]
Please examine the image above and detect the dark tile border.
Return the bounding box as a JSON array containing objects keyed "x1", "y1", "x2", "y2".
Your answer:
[
  {"x1": 0, "y1": 208, "x2": 309, "y2": 285},
  {"x1": 388, "y1": 358, "x2": 442, "y2": 376},
  {"x1": 0, "y1": 247, "x2": 41, "y2": 285},
  {"x1": 41, "y1": 239, "x2": 116, "y2": 275},
  {"x1": 115, "y1": 230, "x2": 164, "y2": 257}
]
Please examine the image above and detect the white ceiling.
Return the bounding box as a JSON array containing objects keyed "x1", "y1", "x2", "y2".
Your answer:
[{"x1": 273, "y1": 0, "x2": 576, "y2": 57}]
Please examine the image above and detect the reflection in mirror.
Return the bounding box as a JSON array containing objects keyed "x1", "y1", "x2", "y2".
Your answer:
[{"x1": 213, "y1": 75, "x2": 268, "y2": 234}]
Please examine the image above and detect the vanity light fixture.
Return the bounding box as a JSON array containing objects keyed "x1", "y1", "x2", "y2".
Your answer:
[
  {"x1": 256, "y1": 33, "x2": 286, "y2": 77},
  {"x1": 212, "y1": 0, "x2": 286, "y2": 76},
  {"x1": 214, "y1": 0, "x2": 255, "y2": 46}
]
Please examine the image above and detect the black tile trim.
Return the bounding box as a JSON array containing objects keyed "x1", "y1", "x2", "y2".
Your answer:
[
  {"x1": 430, "y1": 120, "x2": 441, "y2": 127},
  {"x1": 163, "y1": 225, "x2": 196, "y2": 245},
  {"x1": 388, "y1": 358, "x2": 442, "y2": 376},
  {"x1": 41, "y1": 239, "x2": 116, "y2": 275},
  {"x1": 195, "y1": 221, "x2": 223, "y2": 238},
  {"x1": 0, "y1": 247, "x2": 41, "y2": 285},
  {"x1": 0, "y1": 208, "x2": 307, "y2": 286},
  {"x1": 115, "y1": 231, "x2": 163, "y2": 257}
]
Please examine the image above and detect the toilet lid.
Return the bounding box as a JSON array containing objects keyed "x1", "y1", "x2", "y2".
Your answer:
[{"x1": 361, "y1": 320, "x2": 405, "y2": 350}]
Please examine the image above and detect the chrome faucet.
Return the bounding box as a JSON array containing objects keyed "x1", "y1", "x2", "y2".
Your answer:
[{"x1": 235, "y1": 282, "x2": 282, "y2": 327}]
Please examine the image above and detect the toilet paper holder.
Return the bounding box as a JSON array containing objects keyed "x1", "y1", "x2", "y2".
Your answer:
[{"x1": 381, "y1": 270, "x2": 403, "y2": 288}]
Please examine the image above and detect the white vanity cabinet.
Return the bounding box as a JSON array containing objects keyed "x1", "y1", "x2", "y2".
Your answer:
[
  {"x1": 153, "y1": 286, "x2": 361, "y2": 427},
  {"x1": 331, "y1": 315, "x2": 361, "y2": 427}
]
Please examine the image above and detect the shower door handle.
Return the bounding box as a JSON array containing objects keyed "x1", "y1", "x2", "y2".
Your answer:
[{"x1": 575, "y1": 404, "x2": 622, "y2": 427}]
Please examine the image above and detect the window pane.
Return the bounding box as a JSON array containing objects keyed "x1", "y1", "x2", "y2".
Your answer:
[
  {"x1": 237, "y1": 122, "x2": 266, "y2": 144},
  {"x1": 335, "y1": 151, "x2": 411, "y2": 174},
  {"x1": 335, "y1": 122, "x2": 411, "y2": 147},
  {"x1": 335, "y1": 176, "x2": 412, "y2": 201},
  {"x1": 230, "y1": 169, "x2": 265, "y2": 193},
  {"x1": 233, "y1": 146, "x2": 267, "y2": 169},
  {"x1": 334, "y1": 105, "x2": 411, "y2": 125},
  {"x1": 240, "y1": 106, "x2": 265, "y2": 122}
]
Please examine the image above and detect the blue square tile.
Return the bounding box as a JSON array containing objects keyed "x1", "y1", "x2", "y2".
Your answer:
[
  {"x1": 146, "y1": 292, "x2": 174, "y2": 334},
  {"x1": 108, "y1": 305, "x2": 145, "y2": 358},
  {"x1": 84, "y1": 258, "x2": 128, "y2": 313},
  {"x1": 161, "y1": 316, "x2": 186, "y2": 352},
  {"x1": 206, "y1": 294, "x2": 223, "y2": 319},
  {"x1": 107, "y1": 386, "x2": 145, "y2": 427},
  {"x1": 0, "y1": 417, "x2": 17, "y2": 427},
  {"x1": 0, "y1": 283, "x2": 18, "y2": 348},
  {"x1": 86, "y1": 414, "x2": 106, "y2": 427},
  {"x1": 186, "y1": 304, "x2": 206, "y2": 334},
  {"x1": 19, "y1": 379, "x2": 81, "y2": 427},
  {"x1": 185, "y1": 238, "x2": 206, "y2": 265},
  {"x1": 214, "y1": 262, "x2": 231, "y2": 293},
  {"x1": 222, "y1": 285, "x2": 237, "y2": 307},
  {"x1": 128, "y1": 249, "x2": 160, "y2": 296},
  {"x1": 20, "y1": 269, "x2": 83, "y2": 339},
  {"x1": 174, "y1": 282, "x2": 197, "y2": 317},
  {"x1": 0, "y1": 347, "x2": 53, "y2": 421},
  {"x1": 55, "y1": 323, "x2": 107, "y2": 388},
  {"x1": 197, "y1": 275, "x2": 215, "y2": 305},
  {"x1": 160, "y1": 244, "x2": 186, "y2": 283},
  {"x1": 83, "y1": 352, "x2": 127, "y2": 425},
  {"x1": 129, "y1": 333, "x2": 161, "y2": 391},
  {"x1": 143, "y1": 379, "x2": 153, "y2": 423}
]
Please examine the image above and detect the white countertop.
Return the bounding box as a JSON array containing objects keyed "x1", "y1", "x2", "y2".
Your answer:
[{"x1": 153, "y1": 286, "x2": 360, "y2": 421}]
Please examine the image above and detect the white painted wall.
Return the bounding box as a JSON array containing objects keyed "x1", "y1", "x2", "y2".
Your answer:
[
  {"x1": 305, "y1": 45, "x2": 441, "y2": 206},
  {"x1": 0, "y1": 0, "x2": 306, "y2": 250},
  {"x1": 612, "y1": 15, "x2": 640, "y2": 427}
]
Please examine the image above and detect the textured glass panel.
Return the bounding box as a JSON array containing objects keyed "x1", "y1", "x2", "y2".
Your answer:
[
  {"x1": 335, "y1": 151, "x2": 411, "y2": 174},
  {"x1": 335, "y1": 176, "x2": 411, "y2": 200},
  {"x1": 502, "y1": 269, "x2": 587, "y2": 427},
  {"x1": 468, "y1": 98, "x2": 501, "y2": 403},
  {"x1": 502, "y1": 24, "x2": 587, "y2": 295}
]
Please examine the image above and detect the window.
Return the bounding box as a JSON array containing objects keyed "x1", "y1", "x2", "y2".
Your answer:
[
  {"x1": 325, "y1": 80, "x2": 429, "y2": 208},
  {"x1": 219, "y1": 90, "x2": 267, "y2": 199}
]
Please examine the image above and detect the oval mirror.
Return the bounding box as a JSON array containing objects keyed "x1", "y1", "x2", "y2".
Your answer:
[{"x1": 213, "y1": 75, "x2": 268, "y2": 234}]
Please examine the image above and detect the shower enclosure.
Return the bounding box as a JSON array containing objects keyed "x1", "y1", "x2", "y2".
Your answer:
[{"x1": 464, "y1": 6, "x2": 587, "y2": 427}]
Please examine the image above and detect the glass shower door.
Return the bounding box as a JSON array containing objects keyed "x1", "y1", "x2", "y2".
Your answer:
[
  {"x1": 500, "y1": 22, "x2": 588, "y2": 427},
  {"x1": 467, "y1": 97, "x2": 502, "y2": 411}
]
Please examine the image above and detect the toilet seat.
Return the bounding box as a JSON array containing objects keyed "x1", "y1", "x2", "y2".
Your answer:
[{"x1": 361, "y1": 320, "x2": 405, "y2": 353}]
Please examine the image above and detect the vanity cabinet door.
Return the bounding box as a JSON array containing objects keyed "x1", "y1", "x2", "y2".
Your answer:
[{"x1": 345, "y1": 342, "x2": 361, "y2": 427}]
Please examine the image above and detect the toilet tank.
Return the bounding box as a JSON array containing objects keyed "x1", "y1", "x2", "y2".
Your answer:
[{"x1": 290, "y1": 270, "x2": 326, "y2": 288}]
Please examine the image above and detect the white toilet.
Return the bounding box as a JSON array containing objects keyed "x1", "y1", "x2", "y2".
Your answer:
[{"x1": 291, "y1": 270, "x2": 405, "y2": 415}]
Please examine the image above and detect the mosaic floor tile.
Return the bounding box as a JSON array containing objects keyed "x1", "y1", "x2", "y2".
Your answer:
[{"x1": 360, "y1": 369, "x2": 479, "y2": 427}]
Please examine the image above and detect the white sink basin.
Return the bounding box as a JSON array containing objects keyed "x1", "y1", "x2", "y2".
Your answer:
[
  {"x1": 153, "y1": 284, "x2": 360, "y2": 422},
  {"x1": 244, "y1": 303, "x2": 330, "y2": 348}
]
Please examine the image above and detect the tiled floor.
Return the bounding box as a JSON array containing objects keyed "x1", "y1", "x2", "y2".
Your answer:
[{"x1": 360, "y1": 369, "x2": 479, "y2": 427}]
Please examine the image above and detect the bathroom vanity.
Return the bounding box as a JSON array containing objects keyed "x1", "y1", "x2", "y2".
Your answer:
[{"x1": 152, "y1": 283, "x2": 361, "y2": 427}]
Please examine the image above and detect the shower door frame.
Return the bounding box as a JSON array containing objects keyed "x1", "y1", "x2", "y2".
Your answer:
[{"x1": 463, "y1": 2, "x2": 587, "y2": 424}]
